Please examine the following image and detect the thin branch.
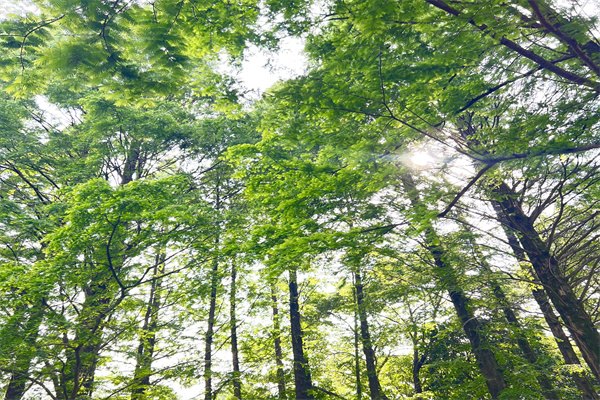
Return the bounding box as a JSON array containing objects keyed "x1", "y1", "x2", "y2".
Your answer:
[
  {"x1": 438, "y1": 163, "x2": 495, "y2": 218},
  {"x1": 424, "y1": 0, "x2": 599, "y2": 90}
]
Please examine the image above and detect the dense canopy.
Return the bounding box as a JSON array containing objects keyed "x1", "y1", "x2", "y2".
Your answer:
[{"x1": 0, "y1": 0, "x2": 598, "y2": 399}]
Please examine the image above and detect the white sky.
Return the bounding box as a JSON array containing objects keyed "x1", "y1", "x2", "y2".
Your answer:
[
  {"x1": 0, "y1": 0, "x2": 38, "y2": 16},
  {"x1": 237, "y1": 38, "x2": 307, "y2": 96}
]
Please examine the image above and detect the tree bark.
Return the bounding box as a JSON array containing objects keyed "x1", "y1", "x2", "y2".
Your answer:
[
  {"x1": 204, "y1": 253, "x2": 219, "y2": 400},
  {"x1": 230, "y1": 261, "x2": 242, "y2": 400},
  {"x1": 288, "y1": 268, "x2": 314, "y2": 400},
  {"x1": 468, "y1": 234, "x2": 558, "y2": 399},
  {"x1": 204, "y1": 182, "x2": 222, "y2": 400},
  {"x1": 131, "y1": 252, "x2": 165, "y2": 400},
  {"x1": 352, "y1": 286, "x2": 362, "y2": 400},
  {"x1": 492, "y1": 285, "x2": 558, "y2": 399},
  {"x1": 353, "y1": 269, "x2": 389, "y2": 400},
  {"x1": 401, "y1": 173, "x2": 506, "y2": 399},
  {"x1": 271, "y1": 283, "x2": 287, "y2": 400},
  {"x1": 60, "y1": 277, "x2": 114, "y2": 400},
  {"x1": 411, "y1": 348, "x2": 425, "y2": 395},
  {"x1": 498, "y1": 216, "x2": 600, "y2": 399},
  {"x1": 4, "y1": 302, "x2": 45, "y2": 400},
  {"x1": 492, "y1": 182, "x2": 600, "y2": 381}
]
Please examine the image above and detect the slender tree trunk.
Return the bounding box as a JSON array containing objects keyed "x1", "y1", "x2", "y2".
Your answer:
[
  {"x1": 401, "y1": 173, "x2": 506, "y2": 399},
  {"x1": 271, "y1": 283, "x2": 287, "y2": 400},
  {"x1": 4, "y1": 302, "x2": 45, "y2": 400},
  {"x1": 490, "y1": 281, "x2": 558, "y2": 400},
  {"x1": 468, "y1": 235, "x2": 558, "y2": 399},
  {"x1": 492, "y1": 182, "x2": 600, "y2": 380},
  {"x1": 411, "y1": 348, "x2": 425, "y2": 395},
  {"x1": 230, "y1": 261, "x2": 242, "y2": 400},
  {"x1": 498, "y1": 216, "x2": 600, "y2": 399},
  {"x1": 352, "y1": 287, "x2": 362, "y2": 400},
  {"x1": 205, "y1": 184, "x2": 221, "y2": 400},
  {"x1": 353, "y1": 269, "x2": 388, "y2": 400},
  {"x1": 491, "y1": 284, "x2": 558, "y2": 399},
  {"x1": 131, "y1": 252, "x2": 165, "y2": 400},
  {"x1": 204, "y1": 253, "x2": 219, "y2": 400},
  {"x1": 440, "y1": 274, "x2": 506, "y2": 399},
  {"x1": 288, "y1": 268, "x2": 314, "y2": 400}
]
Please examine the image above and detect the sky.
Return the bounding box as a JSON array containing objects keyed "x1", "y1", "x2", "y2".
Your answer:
[{"x1": 237, "y1": 39, "x2": 307, "y2": 95}]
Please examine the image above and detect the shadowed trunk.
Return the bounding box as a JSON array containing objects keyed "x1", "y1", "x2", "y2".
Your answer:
[
  {"x1": 58, "y1": 148, "x2": 140, "y2": 400},
  {"x1": 353, "y1": 269, "x2": 388, "y2": 400},
  {"x1": 230, "y1": 261, "x2": 242, "y2": 400},
  {"x1": 205, "y1": 182, "x2": 222, "y2": 400},
  {"x1": 288, "y1": 268, "x2": 314, "y2": 400},
  {"x1": 498, "y1": 214, "x2": 600, "y2": 399},
  {"x1": 411, "y1": 348, "x2": 425, "y2": 395},
  {"x1": 492, "y1": 182, "x2": 600, "y2": 381},
  {"x1": 353, "y1": 286, "x2": 362, "y2": 400},
  {"x1": 271, "y1": 283, "x2": 287, "y2": 400},
  {"x1": 59, "y1": 275, "x2": 117, "y2": 400},
  {"x1": 4, "y1": 302, "x2": 45, "y2": 400},
  {"x1": 131, "y1": 252, "x2": 165, "y2": 400},
  {"x1": 469, "y1": 236, "x2": 557, "y2": 399},
  {"x1": 402, "y1": 173, "x2": 506, "y2": 399},
  {"x1": 204, "y1": 253, "x2": 219, "y2": 400}
]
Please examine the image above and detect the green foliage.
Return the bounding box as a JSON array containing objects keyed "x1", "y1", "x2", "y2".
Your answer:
[{"x1": 0, "y1": 0, "x2": 598, "y2": 399}]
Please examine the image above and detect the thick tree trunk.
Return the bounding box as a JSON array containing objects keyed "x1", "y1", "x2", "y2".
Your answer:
[
  {"x1": 532, "y1": 288, "x2": 600, "y2": 399},
  {"x1": 131, "y1": 252, "x2": 165, "y2": 400},
  {"x1": 230, "y1": 262, "x2": 242, "y2": 400},
  {"x1": 401, "y1": 173, "x2": 506, "y2": 399},
  {"x1": 4, "y1": 303, "x2": 45, "y2": 400},
  {"x1": 492, "y1": 182, "x2": 600, "y2": 380},
  {"x1": 353, "y1": 269, "x2": 388, "y2": 400},
  {"x1": 271, "y1": 283, "x2": 287, "y2": 400},
  {"x1": 288, "y1": 268, "x2": 314, "y2": 400},
  {"x1": 60, "y1": 278, "x2": 114, "y2": 400},
  {"x1": 499, "y1": 218, "x2": 600, "y2": 399}
]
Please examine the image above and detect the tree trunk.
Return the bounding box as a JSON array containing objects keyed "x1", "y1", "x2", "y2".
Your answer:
[
  {"x1": 353, "y1": 286, "x2": 362, "y2": 400},
  {"x1": 411, "y1": 348, "x2": 425, "y2": 395},
  {"x1": 492, "y1": 285, "x2": 558, "y2": 399},
  {"x1": 60, "y1": 278, "x2": 113, "y2": 400},
  {"x1": 131, "y1": 252, "x2": 165, "y2": 400},
  {"x1": 230, "y1": 261, "x2": 242, "y2": 400},
  {"x1": 271, "y1": 283, "x2": 287, "y2": 400},
  {"x1": 531, "y1": 288, "x2": 600, "y2": 399},
  {"x1": 468, "y1": 234, "x2": 558, "y2": 399},
  {"x1": 4, "y1": 302, "x2": 45, "y2": 400},
  {"x1": 401, "y1": 173, "x2": 506, "y2": 399},
  {"x1": 205, "y1": 183, "x2": 221, "y2": 400},
  {"x1": 353, "y1": 269, "x2": 388, "y2": 400},
  {"x1": 492, "y1": 182, "x2": 600, "y2": 380},
  {"x1": 204, "y1": 254, "x2": 219, "y2": 400},
  {"x1": 498, "y1": 216, "x2": 600, "y2": 399},
  {"x1": 288, "y1": 268, "x2": 314, "y2": 400}
]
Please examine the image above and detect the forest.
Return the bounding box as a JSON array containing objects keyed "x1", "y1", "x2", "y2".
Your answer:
[{"x1": 0, "y1": 0, "x2": 599, "y2": 399}]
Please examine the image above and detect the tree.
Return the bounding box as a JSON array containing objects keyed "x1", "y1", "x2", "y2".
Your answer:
[{"x1": 1, "y1": 0, "x2": 599, "y2": 399}]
